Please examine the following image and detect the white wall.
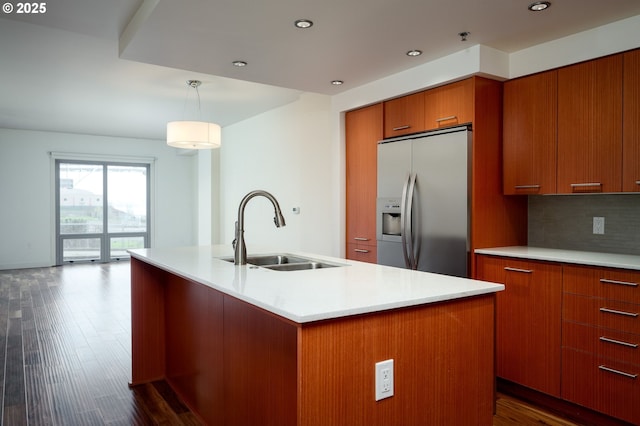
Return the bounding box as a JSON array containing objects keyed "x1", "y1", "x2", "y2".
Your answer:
[
  {"x1": 219, "y1": 93, "x2": 336, "y2": 256},
  {"x1": 0, "y1": 128, "x2": 197, "y2": 269}
]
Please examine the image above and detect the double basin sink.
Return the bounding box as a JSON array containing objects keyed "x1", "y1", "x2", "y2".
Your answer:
[{"x1": 222, "y1": 254, "x2": 344, "y2": 271}]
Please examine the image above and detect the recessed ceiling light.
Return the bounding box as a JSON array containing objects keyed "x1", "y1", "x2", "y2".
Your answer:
[
  {"x1": 331, "y1": 80, "x2": 344, "y2": 86},
  {"x1": 406, "y1": 50, "x2": 422, "y2": 57},
  {"x1": 528, "y1": 1, "x2": 551, "y2": 11},
  {"x1": 232, "y1": 60, "x2": 247, "y2": 67},
  {"x1": 294, "y1": 19, "x2": 313, "y2": 29}
]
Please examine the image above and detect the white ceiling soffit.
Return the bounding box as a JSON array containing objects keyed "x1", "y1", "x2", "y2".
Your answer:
[{"x1": 119, "y1": 0, "x2": 640, "y2": 95}]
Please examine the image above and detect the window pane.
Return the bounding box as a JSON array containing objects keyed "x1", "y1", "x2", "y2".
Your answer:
[
  {"x1": 62, "y1": 238, "x2": 100, "y2": 262},
  {"x1": 59, "y1": 163, "x2": 104, "y2": 234},
  {"x1": 110, "y1": 236, "x2": 144, "y2": 259},
  {"x1": 108, "y1": 165, "x2": 147, "y2": 233}
]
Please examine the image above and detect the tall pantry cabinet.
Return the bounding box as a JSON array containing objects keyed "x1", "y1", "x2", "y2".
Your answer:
[{"x1": 345, "y1": 103, "x2": 382, "y2": 263}]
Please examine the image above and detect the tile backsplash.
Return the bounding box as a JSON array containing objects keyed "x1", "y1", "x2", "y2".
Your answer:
[{"x1": 528, "y1": 194, "x2": 640, "y2": 255}]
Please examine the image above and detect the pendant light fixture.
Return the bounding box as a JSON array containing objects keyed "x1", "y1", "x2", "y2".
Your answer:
[{"x1": 167, "y1": 80, "x2": 221, "y2": 149}]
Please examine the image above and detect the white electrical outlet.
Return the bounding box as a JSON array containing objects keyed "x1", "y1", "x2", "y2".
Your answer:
[
  {"x1": 375, "y1": 359, "x2": 394, "y2": 401},
  {"x1": 593, "y1": 217, "x2": 605, "y2": 235}
]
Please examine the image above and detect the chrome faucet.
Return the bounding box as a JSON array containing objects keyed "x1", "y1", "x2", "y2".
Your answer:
[{"x1": 233, "y1": 190, "x2": 286, "y2": 265}]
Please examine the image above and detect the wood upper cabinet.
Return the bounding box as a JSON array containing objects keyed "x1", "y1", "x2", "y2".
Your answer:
[
  {"x1": 383, "y1": 91, "x2": 425, "y2": 138},
  {"x1": 557, "y1": 54, "x2": 623, "y2": 193},
  {"x1": 423, "y1": 78, "x2": 473, "y2": 130},
  {"x1": 503, "y1": 70, "x2": 558, "y2": 194},
  {"x1": 345, "y1": 103, "x2": 382, "y2": 261},
  {"x1": 476, "y1": 255, "x2": 562, "y2": 397},
  {"x1": 624, "y1": 49, "x2": 640, "y2": 192}
]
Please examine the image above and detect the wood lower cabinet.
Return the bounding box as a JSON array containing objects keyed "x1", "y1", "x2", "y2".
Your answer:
[
  {"x1": 503, "y1": 70, "x2": 558, "y2": 195},
  {"x1": 557, "y1": 54, "x2": 623, "y2": 194},
  {"x1": 423, "y1": 79, "x2": 473, "y2": 130},
  {"x1": 479, "y1": 255, "x2": 640, "y2": 424},
  {"x1": 345, "y1": 103, "x2": 381, "y2": 262},
  {"x1": 624, "y1": 49, "x2": 640, "y2": 192},
  {"x1": 562, "y1": 265, "x2": 640, "y2": 425},
  {"x1": 383, "y1": 91, "x2": 425, "y2": 138},
  {"x1": 476, "y1": 255, "x2": 562, "y2": 396}
]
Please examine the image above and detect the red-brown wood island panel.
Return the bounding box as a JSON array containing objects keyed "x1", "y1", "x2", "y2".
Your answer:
[{"x1": 130, "y1": 257, "x2": 497, "y2": 426}]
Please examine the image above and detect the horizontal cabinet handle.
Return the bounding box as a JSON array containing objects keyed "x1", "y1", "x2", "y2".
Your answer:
[
  {"x1": 570, "y1": 182, "x2": 602, "y2": 187},
  {"x1": 504, "y1": 267, "x2": 533, "y2": 274},
  {"x1": 353, "y1": 237, "x2": 370, "y2": 241},
  {"x1": 636, "y1": 181, "x2": 640, "y2": 185},
  {"x1": 392, "y1": 125, "x2": 410, "y2": 131},
  {"x1": 435, "y1": 115, "x2": 457, "y2": 122},
  {"x1": 570, "y1": 182, "x2": 602, "y2": 192},
  {"x1": 514, "y1": 185, "x2": 541, "y2": 189},
  {"x1": 600, "y1": 278, "x2": 638, "y2": 287},
  {"x1": 600, "y1": 336, "x2": 639, "y2": 348},
  {"x1": 600, "y1": 307, "x2": 639, "y2": 317},
  {"x1": 598, "y1": 365, "x2": 638, "y2": 379},
  {"x1": 354, "y1": 249, "x2": 370, "y2": 253}
]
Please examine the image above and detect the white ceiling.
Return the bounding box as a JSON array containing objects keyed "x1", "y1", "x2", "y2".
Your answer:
[{"x1": 2, "y1": 0, "x2": 640, "y2": 140}]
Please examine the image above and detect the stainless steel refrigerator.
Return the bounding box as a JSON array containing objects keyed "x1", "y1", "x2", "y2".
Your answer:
[{"x1": 376, "y1": 125, "x2": 471, "y2": 277}]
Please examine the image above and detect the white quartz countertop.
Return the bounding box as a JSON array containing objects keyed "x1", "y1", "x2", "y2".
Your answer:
[
  {"x1": 475, "y1": 246, "x2": 640, "y2": 271},
  {"x1": 129, "y1": 245, "x2": 503, "y2": 323}
]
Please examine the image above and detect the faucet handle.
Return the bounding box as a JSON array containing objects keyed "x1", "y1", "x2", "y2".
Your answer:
[{"x1": 232, "y1": 221, "x2": 238, "y2": 249}]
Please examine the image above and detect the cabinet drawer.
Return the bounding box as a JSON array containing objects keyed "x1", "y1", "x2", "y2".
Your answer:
[
  {"x1": 563, "y1": 265, "x2": 640, "y2": 303},
  {"x1": 346, "y1": 243, "x2": 377, "y2": 264},
  {"x1": 563, "y1": 321, "x2": 640, "y2": 366},
  {"x1": 562, "y1": 348, "x2": 639, "y2": 425},
  {"x1": 563, "y1": 293, "x2": 640, "y2": 334}
]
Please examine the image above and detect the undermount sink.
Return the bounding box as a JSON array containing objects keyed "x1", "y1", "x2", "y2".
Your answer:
[
  {"x1": 261, "y1": 261, "x2": 335, "y2": 271},
  {"x1": 244, "y1": 254, "x2": 309, "y2": 266},
  {"x1": 220, "y1": 253, "x2": 344, "y2": 271}
]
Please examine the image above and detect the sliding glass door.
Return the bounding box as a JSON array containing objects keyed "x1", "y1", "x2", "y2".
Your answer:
[{"x1": 56, "y1": 160, "x2": 150, "y2": 264}]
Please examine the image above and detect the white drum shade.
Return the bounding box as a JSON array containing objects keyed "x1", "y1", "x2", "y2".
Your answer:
[{"x1": 167, "y1": 121, "x2": 221, "y2": 149}]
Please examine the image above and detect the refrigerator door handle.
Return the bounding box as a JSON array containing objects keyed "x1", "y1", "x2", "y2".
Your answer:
[
  {"x1": 406, "y1": 173, "x2": 418, "y2": 269},
  {"x1": 400, "y1": 173, "x2": 411, "y2": 268}
]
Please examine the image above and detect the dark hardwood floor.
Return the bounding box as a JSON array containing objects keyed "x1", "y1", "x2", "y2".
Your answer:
[
  {"x1": 0, "y1": 262, "x2": 200, "y2": 425},
  {"x1": 0, "y1": 262, "x2": 582, "y2": 425}
]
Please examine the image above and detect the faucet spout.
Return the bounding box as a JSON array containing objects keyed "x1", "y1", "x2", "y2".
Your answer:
[{"x1": 234, "y1": 190, "x2": 286, "y2": 265}]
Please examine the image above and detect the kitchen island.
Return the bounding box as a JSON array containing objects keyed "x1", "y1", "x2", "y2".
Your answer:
[{"x1": 129, "y1": 245, "x2": 504, "y2": 426}]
